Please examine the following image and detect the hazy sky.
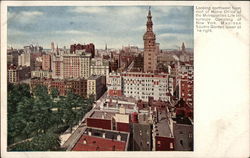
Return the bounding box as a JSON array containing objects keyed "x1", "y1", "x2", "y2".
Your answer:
[{"x1": 8, "y1": 6, "x2": 193, "y2": 49}]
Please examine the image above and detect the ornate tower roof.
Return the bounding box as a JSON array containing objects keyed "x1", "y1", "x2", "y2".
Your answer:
[
  {"x1": 143, "y1": 6, "x2": 155, "y2": 40},
  {"x1": 182, "y1": 42, "x2": 186, "y2": 52},
  {"x1": 147, "y1": 6, "x2": 153, "y2": 31}
]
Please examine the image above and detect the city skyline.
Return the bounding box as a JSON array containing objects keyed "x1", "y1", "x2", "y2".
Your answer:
[
  {"x1": 7, "y1": 6, "x2": 194, "y2": 151},
  {"x1": 8, "y1": 6, "x2": 193, "y2": 49}
]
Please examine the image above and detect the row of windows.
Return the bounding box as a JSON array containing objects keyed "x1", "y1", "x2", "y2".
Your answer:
[{"x1": 124, "y1": 91, "x2": 154, "y2": 95}]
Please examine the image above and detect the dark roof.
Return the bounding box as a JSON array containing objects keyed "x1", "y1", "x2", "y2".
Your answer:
[{"x1": 173, "y1": 116, "x2": 192, "y2": 125}]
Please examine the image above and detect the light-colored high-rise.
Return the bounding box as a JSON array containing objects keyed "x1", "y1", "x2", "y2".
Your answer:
[{"x1": 52, "y1": 53, "x2": 91, "y2": 79}]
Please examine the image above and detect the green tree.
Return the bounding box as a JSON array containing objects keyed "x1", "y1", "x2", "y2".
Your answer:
[
  {"x1": 32, "y1": 85, "x2": 54, "y2": 134},
  {"x1": 7, "y1": 83, "x2": 31, "y2": 116},
  {"x1": 10, "y1": 132, "x2": 60, "y2": 151},
  {"x1": 8, "y1": 84, "x2": 32, "y2": 144},
  {"x1": 60, "y1": 90, "x2": 83, "y2": 132},
  {"x1": 50, "y1": 87, "x2": 59, "y2": 99},
  {"x1": 8, "y1": 115, "x2": 26, "y2": 145}
]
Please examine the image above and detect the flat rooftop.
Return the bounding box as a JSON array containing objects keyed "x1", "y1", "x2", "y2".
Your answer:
[
  {"x1": 88, "y1": 75, "x2": 102, "y2": 80},
  {"x1": 107, "y1": 96, "x2": 137, "y2": 103},
  {"x1": 89, "y1": 110, "x2": 116, "y2": 120},
  {"x1": 173, "y1": 116, "x2": 192, "y2": 125},
  {"x1": 106, "y1": 102, "x2": 135, "y2": 110},
  {"x1": 155, "y1": 110, "x2": 173, "y2": 138}
]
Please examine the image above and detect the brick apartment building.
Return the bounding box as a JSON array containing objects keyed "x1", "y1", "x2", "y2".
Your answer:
[
  {"x1": 30, "y1": 78, "x2": 87, "y2": 98},
  {"x1": 42, "y1": 54, "x2": 51, "y2": 71},
  {"x1": 70, "y1": 43, "x2": 95, "y2": 58}
]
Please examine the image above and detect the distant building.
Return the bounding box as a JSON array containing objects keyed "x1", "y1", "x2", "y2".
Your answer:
[
  {"x1": 23, "y1": 45, "x2": 43, "y2": 54},
  {"x1": 107, "y1": 72, "x2": 122, "y2": 97},
  {"x1": 110, "y1": 59, "x2": 119, "y2": 72},
  {"x1": 18, "y1": 52, "x2": 30, "y2": 67},
  {"x1": 7, "y1": 50, "x2": 19, "y2": 67},
  {"x1": 121, "y1": 72, "x2": 170, "y2": 102},
  {"x1": 179, "y1": 43, "x2": 190, "y2": 62},
  {"x1": 122, "y1": 45, "x2": 139, "y2": 54},
  {"x1": 70, "y1": 43, "x2": 95, "y2": 58},
  {"x1": 34, "y1": 56, "x2": 43, "y2": 71},
  {"x1": 51, "y1": 54, "x2": 63, "y2": 79},
  {"x1": 90, "y1": 58, "x2": 109, "y2": 76},
  {"x1": 63, "y1": 53, "x2": 91, "y2": 79},
  {"x1": 8, "y1": 65, "x2": 31, "y2": 83},
  {"x1": 133, "y1": 53, "x2": 144, "y2": 72},
  {"x1": 177, "y1": 62, "x2": 193, "y2": 106},
  {"x1": 87, "y1": 75, "x2": 106, "y2": 100},
  {"x1": 31, "y1": 70, "x2": 52, "y2": 79},
  {"x1": 51, "y1": 53, "x2": 91, "y2": 79},
  {"x1": 51, "y1": 42, "x2": 55, "y2": 52},
  {"x1": 30, "y1": 78, "x2": 87, "y2": 98},
  {"x1": 143, "y1": 8, "x2": 157, "y2": 72},
  {"x1": 51, "y1": 79, "x2": 87, "y2": 97},
  {"x1": 168, "y1": 75, "x2": 177, "y2": 96},
  {"x1": 119, "y1": 50, "x2": 134, "y2": 71},
  {"x1": 42, "y1": 54, "x2": 51, "y2": 71}
]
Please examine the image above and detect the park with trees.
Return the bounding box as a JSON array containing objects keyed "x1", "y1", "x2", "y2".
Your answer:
[{"x1": 7, "y1": 83, "x2": 94, "y2": 151}]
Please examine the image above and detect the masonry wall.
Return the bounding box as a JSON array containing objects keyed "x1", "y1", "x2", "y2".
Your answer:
[
  {"x1": 155, "y1": 136, "x2": 174, "y2": 151},
  {"x1": 86, "y1": 118, "x2": 111, "y2": 130},
  {"x1": 116, "y1": 122, "x2": 130, "y2": 132}
]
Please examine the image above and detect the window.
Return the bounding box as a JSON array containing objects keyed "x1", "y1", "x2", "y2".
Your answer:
[
  {"x1": 180, "y1": 140, "x2": 184, "y2": 146},
  {"x1": 157, "y1": 141, "x2": 161, "y2": 147},
  {"x1": 188, "y1": 133, "x2": 192, "y2": 138}
]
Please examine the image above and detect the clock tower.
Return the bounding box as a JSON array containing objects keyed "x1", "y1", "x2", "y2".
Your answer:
[{"x1": 143, "y1": 7, "x2": 157, "y2": 72}]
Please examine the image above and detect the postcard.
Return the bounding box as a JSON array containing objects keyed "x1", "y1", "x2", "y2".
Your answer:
[{"x1": 1, "y1": 1, "x2": 249, "y2": 158}]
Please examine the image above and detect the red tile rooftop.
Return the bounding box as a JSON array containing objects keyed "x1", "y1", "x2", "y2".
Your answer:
[{"x1": 72, "y1": 135, "x2": 126, "y2": 151}]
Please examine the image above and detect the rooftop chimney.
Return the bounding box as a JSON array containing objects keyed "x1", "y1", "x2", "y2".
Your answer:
[
  {"x1": 83, "y1": 138, "x2": 87, "y2": 144},
  {"x1": 88, "y1": 131, "x2": 92, "y2": 136},
  {"x1": 117, "y1": 134, "x2": 121, "y2": 141}
]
